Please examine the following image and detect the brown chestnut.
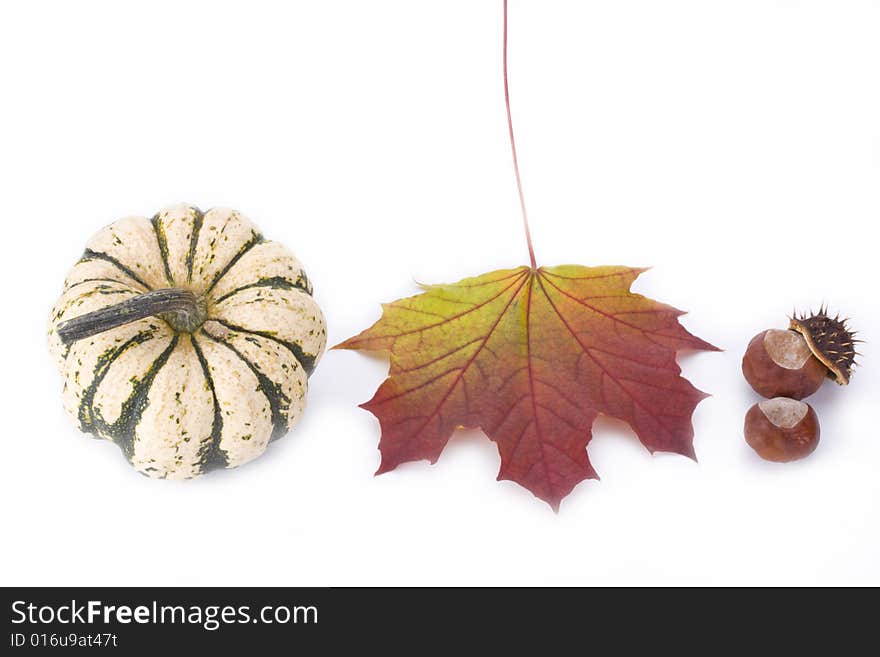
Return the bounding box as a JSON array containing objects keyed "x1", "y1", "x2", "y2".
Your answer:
[
  {"x1": 742, "y1": 329, "x2": 827, "y2": 399},
  {"x1": 744, "y1": 397, "x2": 820, "y2": 462}
]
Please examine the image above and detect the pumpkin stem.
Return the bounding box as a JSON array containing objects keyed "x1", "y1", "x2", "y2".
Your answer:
[{"x1": 57, "y1": 288, "x2": 206, "y2": 345}]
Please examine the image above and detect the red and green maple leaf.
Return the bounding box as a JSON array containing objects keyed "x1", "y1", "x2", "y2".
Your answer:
[
  {"x1": 336, "y1": 1, "x2": 717, "y2": 509},
  {"x1": 336, "y1": 265, "x2": 717, "y2": 509}
]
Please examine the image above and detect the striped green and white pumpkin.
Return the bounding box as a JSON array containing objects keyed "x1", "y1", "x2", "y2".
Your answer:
[{"x1": 47, "y1": 204, "x2": 327, "y2": 479}]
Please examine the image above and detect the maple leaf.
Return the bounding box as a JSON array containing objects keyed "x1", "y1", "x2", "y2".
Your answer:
[
  {"x1": 336, "y1": 265, "x2": 717, "y2": 509},
  {"x1": 337, "y1": 2, "x2": 718, "y2": 509}
]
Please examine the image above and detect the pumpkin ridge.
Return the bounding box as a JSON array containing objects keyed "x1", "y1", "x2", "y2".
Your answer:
[
  {"x1": 76, "y1": 325, "x2": 165, "y2": 433},
  {"x1": 199, "y1": 328, "x2": 293, "y2": 441},
  {"x1": 203, "y1": 231, "x2": 264, "y2": 296},
  {"x1": 189, "y1": 334, "x2": 230, "y2": 472},
  {"x1": 211, "y1": 275, "x2": 311, "y2": 305},
  {"x1": 81, "y1": 250, "x2": 152, "y2": 291},
  {"x1": 211, "y1": 318, "x2": 318, "y2": 375},
  {"x1": 184, "y1": 208, "x2": 205, "y2": 284},
  {"x1": 150, "y1": 214, "x2": 175, "y2": 287},
  {"x1": 64, "y1": 277, "x2": 145, "y2": 292},
  {"x1": 111, "y1": 334, "x2": 180, "y2": 462},
  {"x1": 82, "y1": 333, "x2": 177, "y2": 448}
]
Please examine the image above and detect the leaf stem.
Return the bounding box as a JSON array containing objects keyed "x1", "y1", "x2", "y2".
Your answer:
[{"x1": 503, "y1": 0, "x2": 536, "y2": 269}]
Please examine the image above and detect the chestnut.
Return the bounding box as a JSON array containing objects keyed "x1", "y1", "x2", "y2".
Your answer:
[
  {"x1": 742, "y1": 329, "x2": 827, "y2": 400},
  {"x1": 744, "y1": 397, "x2": 820, "y2": 462}
]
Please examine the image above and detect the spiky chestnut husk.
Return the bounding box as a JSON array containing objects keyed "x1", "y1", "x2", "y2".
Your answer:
[{"x1": 789, "y1": 308, "x2": 859, "y2": 385}]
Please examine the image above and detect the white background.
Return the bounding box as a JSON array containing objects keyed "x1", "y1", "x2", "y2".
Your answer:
[{"x1": 1, "y1": 0, "x2": 878, "y2": 586}]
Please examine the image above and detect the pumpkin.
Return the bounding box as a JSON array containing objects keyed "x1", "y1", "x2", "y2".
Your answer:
[{"x1": 47, "y1": 204, "x2": 327, "y2": 479}]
